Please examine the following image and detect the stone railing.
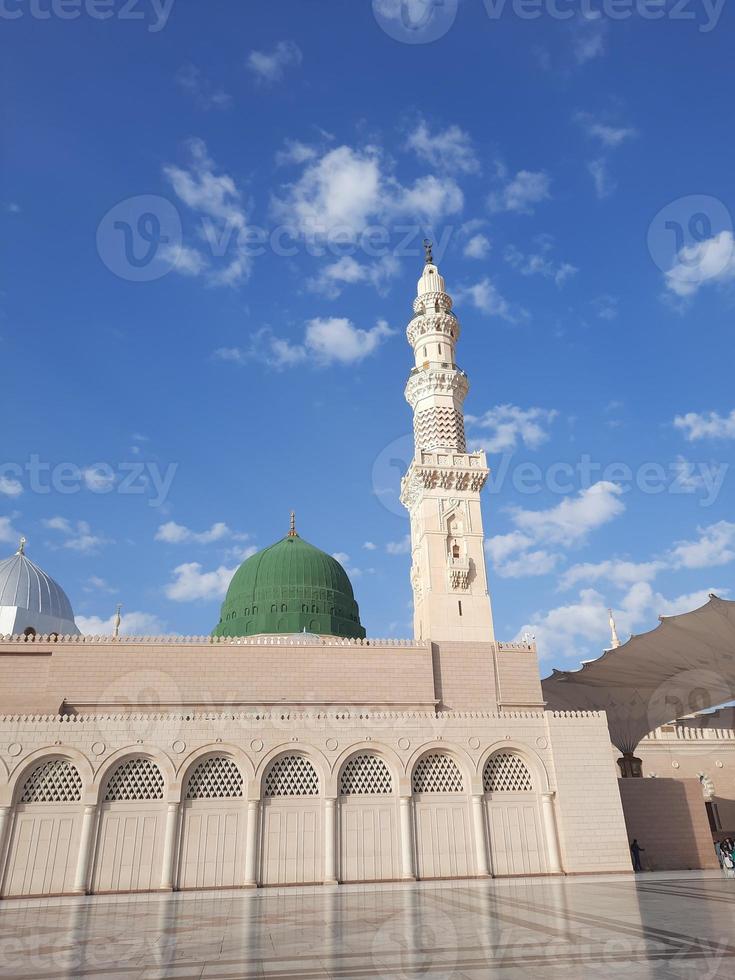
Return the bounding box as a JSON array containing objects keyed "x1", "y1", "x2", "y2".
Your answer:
[
  {"x1": 0, "y1": 634, "x2": 425, "y2": 648},
  {"x1": 645, "y1": 724, "x2": 735, "y2": 742}
]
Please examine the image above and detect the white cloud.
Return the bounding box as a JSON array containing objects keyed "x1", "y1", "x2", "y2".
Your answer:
[
  {"x1": 467, "y1": 404, "x2": 558, "y2": 453},
  {"x1": 510, "y1": 481, "x2": 625, "y2": 547},
  {"x1": 275, "y1": 139, "x2": 319, "y2": 167},
  {"x1": 664, "y1": 231, "x2": 735, "y2": 299},
  {"x1": 674, "y1": 408, "x2": 735, "y2": 441},
  {"x1": 175, "y1": 64, "x2": 231, "y2": 110},
  {"x1": 310, "y1": 255, "x2": 399, "y2": 299},
  {"x1": 83, "y1": 576, "x2": 117, "y2": 594},
  {"x1": 587, "y1": 158, "x2": 616, "y2": 198},
  {"x1": 216, "y1": 317, "x2": 394, "y2": 370},
  {"x1": 504, "y1": 244, "x2": 578, "y2": 286},
  {"x1": 155, "y1": 521, "x2": 243, "y2": 545},
  {"x1": 386, "y1": 535, "x2": 411, "y2": 555},
  {"x1": 0, "y1": 477, "x2": 22, "y2": 497},
  {"x1": 405, "y1": 120, "x2": 480, "y2": 174},
  {"x1": 489, "y1": 548, "x2": 559, "y2": 579},
  {"x1": 246, "y1": 40, "x2": 302, "y2": 83},
  {"x1": 42, "y1": 517, "x2": 110, "y2": 554},
  {"x1": 455, "y1": 278, "x2": 528, "y2": 323},
  {"x1": 0, "y1": 516, "x2": 22, "y2": 544},
  {"x1": 592, "y1": 294, "x2": 618, "y2": 320},
  {"x1": 363, "y1": 541, "x2": 377, "y2": 551},
  {"x1": 76, "y1": 610, "x2": 166, "y2": 636},
  {"x1": 165, "y1": 562, "x2": 237, "y2": 601},
  {"x1": 575, "y1": 112, "x2": 636, "y2": 147},
  {"x1": 669, "y1": 521, "x2": 735, "y2": 570},
  {"x1": 332, "y1": 551, "x2": 363, "y2": 577},
  {"x1": 522, "y1": 581, "x2": 726, "y2": 663},
  {"x1": 464, "y1": 233, "x2": 490, "y2": 259},
  {"x1": 671, "y1": 456, "x2": 706, "y2": 492},
  {"x1": 82, "y1": 466, "x2": 116, "y2": 492},
  {"x1": 272, "y1": 144, "x2": 463, "y2": 241},
  {"x1": 572, "y1": 14, "x2": 607, "y2": 64},
  {"x1": 163, "y1": 138, "x2": 250, "y2": 286},
  {"x1": 559, "y1": 559, "x2": 666, "y2": 591},
  {"x1": 488, "y1": 170, "x2": 551, "y2": 214}
]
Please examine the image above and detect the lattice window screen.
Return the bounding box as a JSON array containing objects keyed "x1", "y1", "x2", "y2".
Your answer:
[
  {"x1": 412, "y1": 754, "x2": 464, "y2": 793},
  {"x1": 340, "y1": 754, "x2": 393, "y2": 795},
  {"x1": 20, "y1": 760, "x2": 82, "y2": 803},
  {"x1": 483, "y1": 753, "x2": 533, "y2": 792},
  {"x1": 104, "y1": 757, "x2": 165, "y2": 802},
  {"x1": 186, "y1": 757, "x2": 244, "y2": 800},
  {"x1": 264, "y1": 755, "x2": 319, "y2": 797}
]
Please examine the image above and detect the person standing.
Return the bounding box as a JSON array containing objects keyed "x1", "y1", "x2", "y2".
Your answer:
[{"x1": 630, "y1": 839, "x2": 645, "y2": 872}]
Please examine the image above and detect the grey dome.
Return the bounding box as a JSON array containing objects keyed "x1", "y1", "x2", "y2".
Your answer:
[{"x1": 0, "y1": 546, "x2": 76, "y2": 623}]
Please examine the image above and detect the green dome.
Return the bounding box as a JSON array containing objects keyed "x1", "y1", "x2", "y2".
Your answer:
[{"x1": 213, "y1": 532, "x2": 366, "y2": 639}]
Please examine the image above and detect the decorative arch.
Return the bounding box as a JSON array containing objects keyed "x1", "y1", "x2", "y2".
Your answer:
[
  {"x1": 262, "y1": 753, "x2": 320, "y2": 797},
  {"x1": 406, "y1": 743, "x2": 473, "y2": 794},
  {"x1": 332, "y1": 742, "x2": 403, "y2": 796},
  {"x1": 185, "y1": 756, "x2": 245, "y2": 800},
  {"x1": 255, "y1": 744, "x2": 328, "y2": 795},
  {"x1": 101, "y1": 752, "x2": 166, "y2": 803},
  {"x1": 483, "y1": 752, "x2": 533, "y2": 793},
  {"x1": 8, "y1": 747, "x2": 94, "y2": 805},
  {"x1": 339, "y1": 754, "x2": 394, "y2": 795},
  {"x1": 477, "y1": 742, "x2": 550, "y2": 794},
  {"x1": 15, "y1": 758, "x2": 83, "y2": 804},
  {"x1": 93, "y1": 745, "x2": 176, "y2": 802},
  {"x1": 177, "y1": 744, "x2": 255, "y2": 788},
  {"x1": 412, "y1": 752, "x2": 465, "y2": 794}
]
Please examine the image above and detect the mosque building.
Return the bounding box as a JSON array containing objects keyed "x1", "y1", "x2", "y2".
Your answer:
[{"x1": 0, "y1": 253, "x2": 724, "y2": 898}]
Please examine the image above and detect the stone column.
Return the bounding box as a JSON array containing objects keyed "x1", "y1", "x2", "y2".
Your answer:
[
  {"x1": 159, "y1": 802, "x2": 180, "y2": 891},
  {"x1": 243, "y1": 799, "x2": 260, "y2": 887},
  {"x1": 0, "y1": 805, "x2": 12, "y2": 873},
  {"x1": 541, "y1": 792, "x2": 563, "y2": 874},
  {"x1": 324, "y1": 798, "x2": 338, "y2": 884},
  {"x1": 471, "y1": 795, "x2": 490, "y2": 877},
  {"x1": 399, "y1": 796, "x2": 416, "y2": 880},
  {"x1": 72, "y1": 805, "x2": 97, "y2": 894}
]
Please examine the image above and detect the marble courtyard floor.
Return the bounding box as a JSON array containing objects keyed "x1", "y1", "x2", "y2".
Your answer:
[{"x1": 0, "y1": 872, "x2": 732, "y2": 980}]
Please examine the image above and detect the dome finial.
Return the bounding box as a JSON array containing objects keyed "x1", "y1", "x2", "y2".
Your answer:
[
  {"x1": 113, "y1": 603, "x2": 122, "y2": 638},
  {"x1": 288, "y1": 511, "x2": 297, "y2": 537},
  {"x1": 16, "y1": 536, "x2": 26, "y2": 556},
  {"x1": 423, "y1": 238, "x2": 433, "y2": 265}
]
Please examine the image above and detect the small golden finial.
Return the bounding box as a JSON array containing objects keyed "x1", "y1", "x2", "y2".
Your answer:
[
  {"x1": 113, "y1": 603, "x2": 122, "y2": 639},
  {"x1": 423, "y1": 238, "x2": 433, "y2": 265},
  {"x1": 288, "y1": 511, "x2": 297, "y2": 537},
  {"x1": 16, "y1": 536, "x2": 26, "y2": 556}
]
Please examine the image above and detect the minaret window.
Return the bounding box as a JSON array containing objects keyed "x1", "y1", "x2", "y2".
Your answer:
[{"x1": 452, "y1": 544, "x2": 460, "y2": 559}]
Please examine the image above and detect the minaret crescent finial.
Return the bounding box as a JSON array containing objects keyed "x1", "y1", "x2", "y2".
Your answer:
[
  {"x1": 17, "y1": 536, "x2": 26, "y2": 556},
  {"x1": 423, "y1": 238, "x2": 433, "y2": 265},
  {"x1": 288, "y1": 511, "x2": 297, "y2": 537},
  {"x1": 113, "y1": 603, "x2": 122, "y2": 639}
]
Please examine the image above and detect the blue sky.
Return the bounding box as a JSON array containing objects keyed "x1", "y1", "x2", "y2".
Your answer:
[{"x1": 2, "y1": 0, "x2": 734, "y2": 668}]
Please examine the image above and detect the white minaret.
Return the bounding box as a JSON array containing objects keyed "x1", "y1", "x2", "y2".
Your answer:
[{"x1": 400, "y1": 244, "x2": 495, "y2": 642}]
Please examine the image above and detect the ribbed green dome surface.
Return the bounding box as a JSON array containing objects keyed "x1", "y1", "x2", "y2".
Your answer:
[{"x1": 213, "y1": 533, "x2": 366, "y2": 639}]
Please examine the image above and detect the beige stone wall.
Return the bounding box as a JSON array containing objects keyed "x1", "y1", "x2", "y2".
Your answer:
[
  {"x1": 547, "y1": 711, "x2": 632, "y2": 874},
  {"x1": 634, "y1": 726, "x2": 735, "y2": 835},
  {"x1": 618, "y1": 778, "x2": 720, "y2": 871},
  {"x1": 0, "y1": 638, "x2": 438, "y2": 714},
  {"x1": 495, "y1": 645, "x2": 544, "y2": 709}
]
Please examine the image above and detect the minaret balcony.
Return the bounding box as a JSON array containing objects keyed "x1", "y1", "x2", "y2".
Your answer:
[{"x1": 447, "y1": 556, "x2": 471, "y2": 591}]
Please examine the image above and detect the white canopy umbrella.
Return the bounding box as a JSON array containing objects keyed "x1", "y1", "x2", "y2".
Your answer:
[{"x1": 541, "y1": 596, "x2": 735, "y2": 765}]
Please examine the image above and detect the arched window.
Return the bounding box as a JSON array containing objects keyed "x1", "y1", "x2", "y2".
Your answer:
[
  {"x1": 412, "y1": 754, "x2": 464, "y2": 793},
  {"x1": 452, "y1": 543, "x2": 460, "y2": 559},
  {"x1": 186, "y1": 757, "x2": 243, "y2": 799},
  {"x1": 483, "y1": 753, "x2": 533, "y2": 793},
  {"x1": 104, "y1": 757, "x2": 165, "y2": 802},
  {"x1": 264, "y1": 755, "x2": 319, "y2": 797},
  {"x1": 302, "y1": 604, "x2": 308, "y2": 613},
  {"x1": 271, "y1": 604, "x2": 277, "y2": 613},
  {"x1": 281, "y1": 603, "x2": 287, "y2": 612},
  {"x1": 340, "y1": 754, "x2": 393, "y2": 795},
  {"x1": 20, "y1": 759, "x2": 82, "y2": 803},
  {"x1": 23, "y1": 627, "x2": 36, "y2": 638}
]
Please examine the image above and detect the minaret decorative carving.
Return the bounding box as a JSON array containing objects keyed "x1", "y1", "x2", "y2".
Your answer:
[{"x1": 400, "y1": 251, "x2": 495, "y2": 642}]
